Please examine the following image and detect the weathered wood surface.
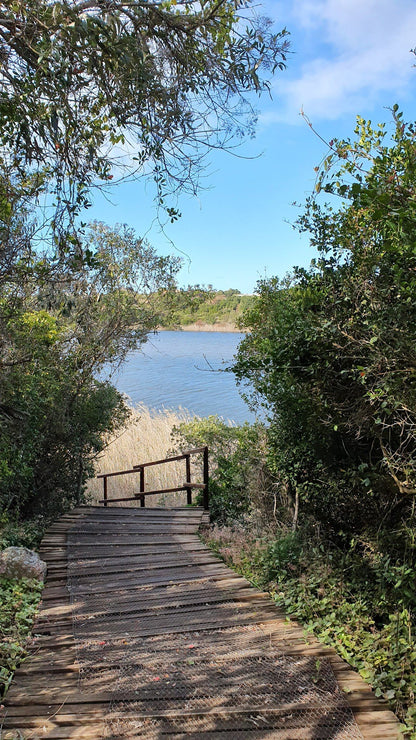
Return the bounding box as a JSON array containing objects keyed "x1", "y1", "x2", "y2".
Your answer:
[{"x1": 1, "y1": 506, "x2": 401, "y2": 739}]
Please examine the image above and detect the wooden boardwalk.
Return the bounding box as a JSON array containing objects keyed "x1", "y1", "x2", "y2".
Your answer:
[{"x1": 1, "y1": 506, "x2": 400, "y2": 739}]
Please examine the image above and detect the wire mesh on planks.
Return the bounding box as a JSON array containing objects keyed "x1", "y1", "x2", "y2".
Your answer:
[{"x1": 66, "y1": 510, "x2": 364, "y2": 739}]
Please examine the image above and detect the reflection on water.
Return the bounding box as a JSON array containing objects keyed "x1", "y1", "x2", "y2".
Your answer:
[{"x1": 107, "y1": 331, "x2": 254, "y2": 424}]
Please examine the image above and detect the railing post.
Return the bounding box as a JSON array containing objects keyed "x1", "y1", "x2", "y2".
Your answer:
[
  {"x1": 97, "y1": 447, "x2": 209, "y2": 507},
  {"x1": 139, "y1": 466, "x2": 145, "y2": 507},
  {"x1": 203, "y1": 446, "x2": 209, "y2": 511},
  {"x1": 185, "y1": 454, "x2": 192, "y2": 505}
]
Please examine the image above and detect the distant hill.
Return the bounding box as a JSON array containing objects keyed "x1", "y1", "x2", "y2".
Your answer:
[{"x1": 154, "y1": 287, "x2": 255, "y2": 332}]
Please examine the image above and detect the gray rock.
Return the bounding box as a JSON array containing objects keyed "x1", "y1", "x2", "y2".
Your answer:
[{"x1": 0, "y1": 547, "x2": 47, "y2": 581}]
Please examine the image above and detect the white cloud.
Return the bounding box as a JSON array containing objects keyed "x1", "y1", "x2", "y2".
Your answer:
[{"x1": 264, "y1": 0, "x2": 416, "y2": 123}]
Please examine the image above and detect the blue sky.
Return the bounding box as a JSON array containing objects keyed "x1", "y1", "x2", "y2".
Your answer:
[{"x1": 90, "y1": 0, "x2": 416, "y2": 294}]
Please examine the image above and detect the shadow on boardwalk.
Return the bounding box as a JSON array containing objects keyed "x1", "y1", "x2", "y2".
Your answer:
[{"x1": 1, "y1": 506, "x2": 400, "y2": 739}]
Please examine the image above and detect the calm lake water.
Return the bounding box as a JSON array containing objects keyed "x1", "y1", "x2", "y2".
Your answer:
[{"x1": 109, "y1": 331, "x2": 255, "y2": 424}]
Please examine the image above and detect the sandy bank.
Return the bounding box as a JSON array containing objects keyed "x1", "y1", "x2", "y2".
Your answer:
[{"x1": 159, "y1": 322, "x2": 247, "y2": 333}]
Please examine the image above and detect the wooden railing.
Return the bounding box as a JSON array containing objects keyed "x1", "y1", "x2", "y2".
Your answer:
[{"x1": 97, "y1": 446, "x2": 209, "y2": 510}]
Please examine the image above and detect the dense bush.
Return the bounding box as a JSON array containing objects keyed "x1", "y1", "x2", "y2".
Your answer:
[
  {"x1": 234, "y1": 111, "x2": 416, "y2": 544},
  {"x1": 171, "y1": 415, "x2": 274, "y2": 525},
  {"x1": 221, "y1": 112, "x2": 416, "y2": 735},
  {"x1": 0, "y1": 209, "x2": 179, "y2": 520},
  {"x1": 1, "y1": 373, "x2": 129, "y2": 519}
]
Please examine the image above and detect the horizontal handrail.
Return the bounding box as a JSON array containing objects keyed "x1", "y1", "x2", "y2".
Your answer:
[
  {"x1": 99, "y1": 482, "x2": 208, "y2": 505},
  {"x1": 132, "y1": 447, "x2": 207, "y2": 470},
  {"x1": 138, "y1": 485, "x2": 191, "y2": 497},
  {"x1": 97, "y1": 468, "x2": 137, "y2": 480},
  {"x1": 97, "y1": 449, "x2": 207, "y2": 479},
  {"x1": 98, "y1": 497, "x2": 141, "y2": 504},
  {"x1": 97, "y1": 446, "x2": 209, "y2": 510},
  {"x1": 99, "y1": 485, "x2": 188, "y2": 504}
]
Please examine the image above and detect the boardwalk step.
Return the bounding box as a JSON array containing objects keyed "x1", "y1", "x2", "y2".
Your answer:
[{"x1": 1, "y1": 506, "x2": 401, "y2": 740}]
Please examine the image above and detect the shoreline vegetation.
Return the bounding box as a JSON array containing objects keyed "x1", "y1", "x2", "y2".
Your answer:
[{"x1": 152, "y1": 287, "x2": 254, "y2": 333}]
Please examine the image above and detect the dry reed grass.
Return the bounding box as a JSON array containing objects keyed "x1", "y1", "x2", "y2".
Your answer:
[{"x1": 86, "y1": 403, "x2": 196, "y2": 507}]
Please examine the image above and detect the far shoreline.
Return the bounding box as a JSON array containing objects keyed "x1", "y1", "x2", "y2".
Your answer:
[{"x1": 158, "y1": 322, "x2": 247, "y2": 334}]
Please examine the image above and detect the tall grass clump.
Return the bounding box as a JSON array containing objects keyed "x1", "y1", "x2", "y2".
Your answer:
[{"x1": 86, "y1": 403, "x2": 194, "y2": 507}]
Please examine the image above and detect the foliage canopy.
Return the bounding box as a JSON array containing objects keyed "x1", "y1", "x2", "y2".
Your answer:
[
  {"x1": 0, "y1": 0, "x2": 289, "y2": 238},
  {"x1": 234, "y1": 110, "x2": 416, "y2": 539},
  {"x1": 0, "y1": 218, "x2": 181, "y2": 518}
]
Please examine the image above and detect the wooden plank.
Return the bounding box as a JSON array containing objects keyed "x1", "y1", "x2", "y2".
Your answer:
[
  {"x1": 49, "y1": 517, "x2": 203, "y2": 529},
  {"x1": 38, "y1": 586, "x2": 272, "y2": 620},
  {"x1": 3, "y1": 506, "x2": 400, "y2": 740},
  {"x1": 1, "y1": 701, "x2": 396, "y2": 721},
  {"x1": 41, "y1": 602, "x2": 281, "y2": 636},
  {"x1": 47, "y1": 550, "x2": 222, "y2": 573}
]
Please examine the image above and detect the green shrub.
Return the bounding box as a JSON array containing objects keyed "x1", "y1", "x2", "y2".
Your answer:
[
  {"x1": 0, "y1": 578, "x2": 43, "y2": 697},
  {"x1": 0, "y1": 374, "x2": 130, "y2": 520},
  {"x1": 0, "y1": 516, "x2": 46, "y2": 551},
  {"x1": 233, "y1": 112, "x2": 416, "y2": 543},
  {"x1": 171, "y1": 416, "x2": 272, "y2": 524},
  {"x1": 0, "y1": 517, "x2": 47, "y2": 698}
]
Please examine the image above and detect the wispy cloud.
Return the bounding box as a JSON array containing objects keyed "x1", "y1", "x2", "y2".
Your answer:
[{"x1": 264, "y1": 0, "x2": 416, "y2": 123}]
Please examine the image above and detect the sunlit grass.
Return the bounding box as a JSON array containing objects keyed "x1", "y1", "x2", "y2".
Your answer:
[{"x1": 86, "y1": 403, "x2": 195, "y2": 507}]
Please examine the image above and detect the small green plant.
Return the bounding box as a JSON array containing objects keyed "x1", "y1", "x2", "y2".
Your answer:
[
  {"x1": 0, "y1": 578, "x2": 43, "y2": 697},
  {"x1": 0, "y1": 515, "x2": 46, "y2": 551},
  {"x1": 312, "y1": 658, "x2": 322, "y2": 684}
]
